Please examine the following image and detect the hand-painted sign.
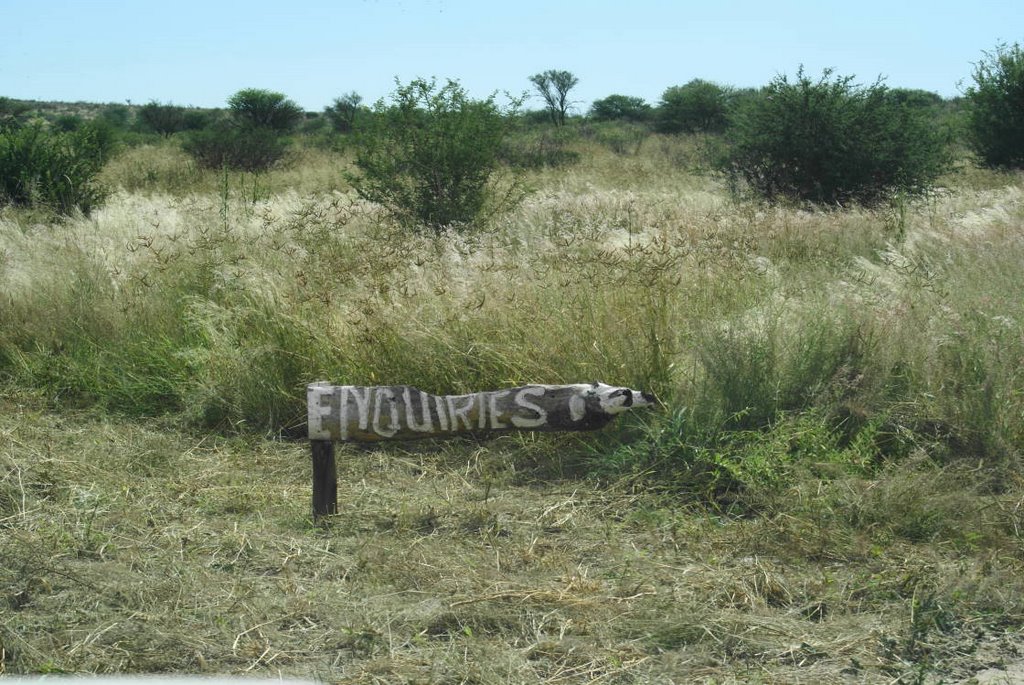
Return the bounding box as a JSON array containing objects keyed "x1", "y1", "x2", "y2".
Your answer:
[{"x1": 307, "y1": 382, "x2": 655, "y2": 443}]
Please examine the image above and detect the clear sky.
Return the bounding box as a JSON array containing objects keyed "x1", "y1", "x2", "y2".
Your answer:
[{"x1": 1, "y1": 0, "x2": 1021, "y2": 112}]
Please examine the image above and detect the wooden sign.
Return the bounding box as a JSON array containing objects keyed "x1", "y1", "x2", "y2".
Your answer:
[
  {"x1": 306, "y1": 382, "x2": 655, "y2": 520},
  {"x1": 308, "y1": 382, "x2": 655, "y2": 443}
]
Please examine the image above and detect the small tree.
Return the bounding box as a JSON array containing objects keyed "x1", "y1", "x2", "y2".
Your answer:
[
  {"x1": 656, "y1": 80, "x2": 731, "y2": 134},
  {"x1": 138, "y1": 101, "x2": 187, "y2": 137},
  {"x1": 529, "y1": 70, "x2": 579, "y2": 126},
  {"x1": 965, "y1": 42, "x2": 1024, "y2": 168},
  {"x1": 227, "y1": 88, "x2": 303, "y2": 133},
  {"x1": 350, "y1": 78, "x2": 521, "y2": 230},
  {"x1": 324, "y1": 92, "x2": 363, "y2": 133},
  {"x1": 183, "y1": 122, "x2": 287, "y2": 172},
  {"x1": 726, "y1": 68, "x2": 950, "y2": 206},
  {"x1": 589, "y1": 94, "x2": 651, "y2": 122}
]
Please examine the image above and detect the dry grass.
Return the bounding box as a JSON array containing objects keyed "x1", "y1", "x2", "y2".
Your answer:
[{"x1": 2, "y1": 397, "x2": 1023, "y2": 683}]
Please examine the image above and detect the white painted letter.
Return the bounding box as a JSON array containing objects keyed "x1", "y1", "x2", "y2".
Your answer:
[
  {"x1": 511, "y1": 387, "x2": 547, "y2": 428},
  {"x1": 372, "y1": 388, "x2": 399, "y2": 438},
  {"x1": 307, "y1": 384, "x2": 337, "y2": 440},
  {"x1": 447, "y1": 394, "x2": 476, "y2": 431},
  {"x1": 404, "y1": 389, "x2": 434, "y2": 432},
  {"x1": 488, "y1": 390, "x2": 510, "y2": 429},
  {"x1": 434, "y1": 395, "x2": 450, "y2": 431},
  {"x1": 349, "y1": 386, "x2": 372, "y2": 431}
]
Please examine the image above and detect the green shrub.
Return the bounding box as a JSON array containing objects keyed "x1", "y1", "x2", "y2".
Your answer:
[
  {"x1": 324, "y1": 92, "x2": 363, "y2": 133},
  {"x1": 0, "y1": 123, "x2": 109, "y2": 215},
  {"x1": 181, "y1": 90, "x2": 300, "y2": 172},
  {"x1": 54, "y1": 114, "x2": 84, "y2": 132},
  {"x1": 589, "y1": 94, "x2": 651, "y2": 123},
  {"x1": 350, "y1": 78, "x2": 522, "y2": 230},
  {"x1": 726, "y1": 68, "x2": 951, "y2": 206},
  {"x1": 138, "y1": 101, "x2": 187, "y2": 137},
  {"x1": 182, "y1": 121, "x2": 287, "y2": 172},
  {"x1": 0, "y1": 97, "x2": 33, "y2": 132},
  {"x1": 227, "y1": 88, "x2": 303, "y2": 134},
  {"x1": 99, "y1": 103, "x2": 132, "y2": 130},
  {"x1": 965, "y1": 42, "x2": 1024, "y2": 168},
  {"x1": 656, "y1": 80, "x2": 731, "y2": 134}
]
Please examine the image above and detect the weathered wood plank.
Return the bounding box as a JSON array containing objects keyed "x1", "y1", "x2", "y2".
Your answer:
[
  {"x1": 307, "y1": 382, "x2": 655, "y2": 443},
  {"x1": 310, "y1": 439, "x2": 337, "y2": 520}
]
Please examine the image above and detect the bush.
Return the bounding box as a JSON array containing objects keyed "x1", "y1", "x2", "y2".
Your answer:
[
  {"x1": 138, "y1": 101, "x2": 187, "y2": 137},
  {"x1": 726, "y1": 68, "x2": 950, "y2": 206},
  {"x1": 0, "y1": 123, "x2": 109, "y2": 215},
  {"x1": 99, "y1": 103, "x2": 132, "y2": 130},
  {"x1": 656, "y1": 80, "x2": 731, "y2": 134},
  {"x1": 589, "y1": 94, "x2": 651, "y2": 123},
  {"x1": 0, "y1": 97, "x2": 33, "y2": 132},
  {"x1": 227, "y1": 88, "x2": 303, "y2": 134},
  {"x1": 54, "y1": 114, "x2": 84, "y2": 132},
  {"x1": 324, "y1": 92, "x2": 363, "y2": 133},
  {"x1": 350, "y1": 78, "x2": 522, "y2": 230},
  {"x1": 182, "y1": 122, "x2": 287, "y2": 172},
  {"x1": 965, "y1": 42, "x2": 1024, "y2": 168}
]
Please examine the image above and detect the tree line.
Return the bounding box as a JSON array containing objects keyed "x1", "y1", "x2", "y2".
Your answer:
[{"x1": 1, "y1": 42, "x2": 1023, "y2": 223}]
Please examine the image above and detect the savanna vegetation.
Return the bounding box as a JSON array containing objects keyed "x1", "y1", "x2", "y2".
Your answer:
[{"x1": 1, "y1": 52, "x2": 1023, "y2": 683}]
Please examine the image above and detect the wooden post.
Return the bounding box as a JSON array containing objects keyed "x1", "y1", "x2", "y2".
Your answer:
[{"x1": 310, "y1": 439, "x2": 337, "y2": 521}]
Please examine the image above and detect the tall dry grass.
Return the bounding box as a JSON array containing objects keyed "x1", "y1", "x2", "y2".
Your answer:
[{"x1": 1, "y1": 138, "x2": 1022, "y2": 474}]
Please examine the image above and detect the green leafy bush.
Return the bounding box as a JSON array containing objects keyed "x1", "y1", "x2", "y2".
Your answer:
[
  {"x1": 227, "y1": 88, "x2": 303, "y2": 134},
  {"x1": 182, "y1": 88, "x2": 300, "y2": 172},
  {"x1": 589, "y1": 94, "x2": 651, "y2": 123},
  {"x1": 0, "y1": 123, "x2": 109, "y2": 215},
  {"x1": 726, "y1": 68, "x2": 950, "y2": 205},
  {"x1": 324, "y1": 92, "x2": 363, "y2": 133},
  {"x1": 350, "y1": 78, "x2": 522, "y2": 230},
  {"x1": 0, "y1": 97, "x2": 33, "y2": 132},
  {"x1": 656, "y1": 80, "x2": 732, "y2": 134},
  {"x1": 138, "y1": 101, "x2": 188, "y2": 137},
  {"x1": 182, "y1": 122, "x2": 287, "y2": 172},
  {"x1": 965, "y1": 42, "x2": 1024, "y2": 168}
]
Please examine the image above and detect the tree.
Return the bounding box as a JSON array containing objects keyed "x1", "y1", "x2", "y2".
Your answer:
[
  {"x1": 99, "y1": 104, "x2": 131, "y2": 130},
  {"x1": 324, "y1": 92, "x2": 363, "y2": 133},
  {"x1": 529, "y1": 70, "x2": 579, "y2": 126},
  {"x1": 965, "y1": 42, "x2": 1024, "y2": 168},
  {"x1": 138, "y1": 101, "x2": 186, "y2": 137},
  {"x1": 887, "y1": 88, "x2": 944, "y2": 109},
  {"x1": 183, "y1": 123, "x2": 287, "y2": 172},
  {"x1": 589, "y1": 94, "x2": 651, "y2": 122},
  {"x1": 656, "y1": 80, "x2": 731, "y2": 134},
  {"x1": 227, "y1": 88, "x2": 303, "y2": 133},
  {"x1": 350, "y1": 78, "x2": 522, "y2": 231},
  {"x1": 725, "y1": 68, "x2": 950, "y2": 206}
]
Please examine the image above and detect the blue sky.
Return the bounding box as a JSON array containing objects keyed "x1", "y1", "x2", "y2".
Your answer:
[{"x1": 1, "y1": 0, "x2": 1021, "y2": 112}]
